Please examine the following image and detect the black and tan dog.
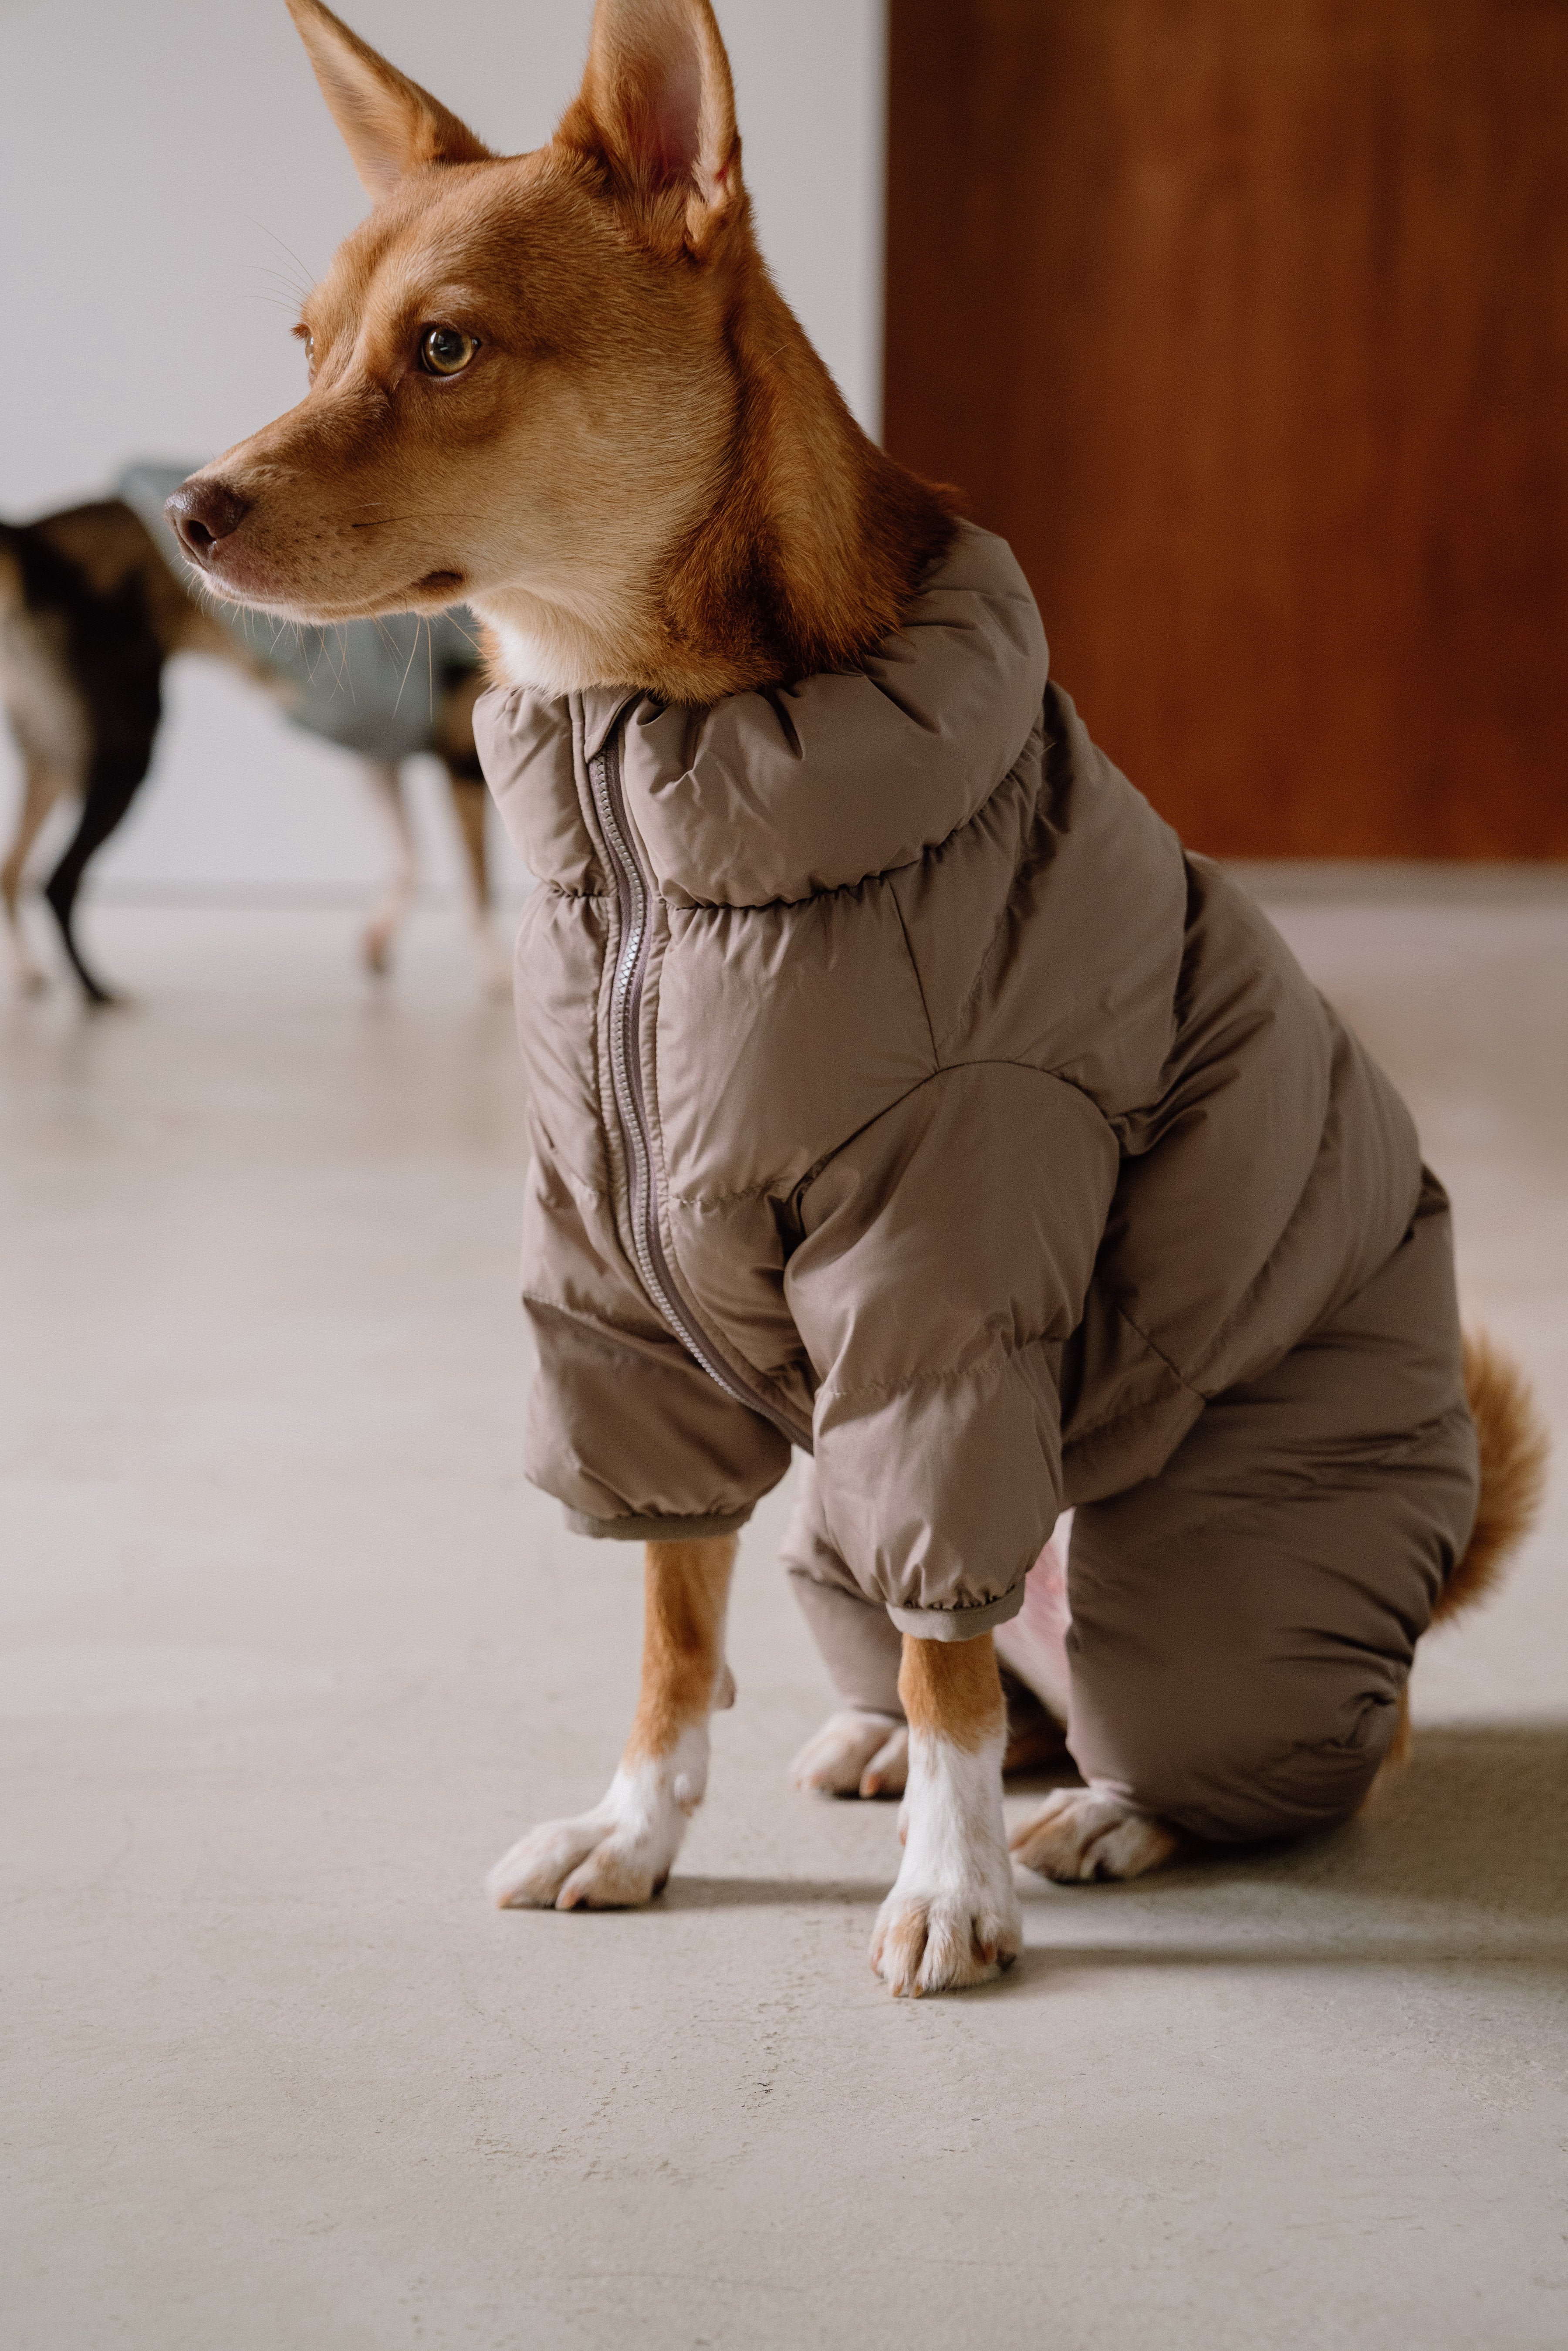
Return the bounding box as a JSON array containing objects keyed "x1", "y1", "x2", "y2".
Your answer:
[{"x1": 1, "y1": 473, "x2": 498, "y2": 1004}]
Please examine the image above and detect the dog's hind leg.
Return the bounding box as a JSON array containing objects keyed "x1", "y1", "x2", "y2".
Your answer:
[
  {"x1": 1014, "y1": 1188, "x2": 1489, "y2": 1884},
  {"x1": 3, "y1": 756, "x2": 67, "y2": 994},
  {"x1": 870, "y1": 1633, "x2": 1022, "y2": 1996},
  {"x1": 1008, "y1": 1787, "x2": 1182, "y2": 1883},
  {"x1": 487, "y1": 1535, "x2": 737, "y2": 1910},
  {"x1": 358, "y1": 759, "x2": 418, "y2": 975}
]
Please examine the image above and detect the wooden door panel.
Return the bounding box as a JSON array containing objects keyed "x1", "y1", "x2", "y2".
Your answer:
[{"x1": 885, "y1": 0, "x2": 1568, "y2": 856}]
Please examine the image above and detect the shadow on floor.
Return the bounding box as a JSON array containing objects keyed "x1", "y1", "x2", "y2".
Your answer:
[
  {"x1": 663, "y1": 1722, "x2": 1568, "y2": 1971},
  {"x1": 1007, "y1": 1720, "x2": 1568, "y2": 1990},
  {"x1": 660, "y1": 1874, "x2": 894, "y2": 1910},
  {"x1": 1225, "y1": 1717, "x2": 1568, "y2": 1920}
]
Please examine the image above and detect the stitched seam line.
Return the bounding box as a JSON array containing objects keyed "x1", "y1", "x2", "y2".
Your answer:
[
  {"x1": 1066, "y1": 1298, "x2": 1206, "y2": 1441},
  {"x1": 791, "y1": 1059, "x2": 1119, "y2": 1211},
  {"x1": 540, "y1": 1166, "x2": 610, "y2": 1213},
  {"x1": 890, "y1": 884, "x2": 939, "y2": 1066},
  {"x1": 821, "y1": 1334, "x2": 1055, "y2": 1405},
  {"x1": 1063, "y1": 1381, "x2": 1196, "y2": 1451},
  {"x1": 669, "y1": 1179, "x2": 785, "y2": 1210},
  {"x1": 931, "y1": 724, "x2": 1056, "y2": 1055},
  {"x1": 521, "y1": 1291, "x2": 667, "y2": 1349}
]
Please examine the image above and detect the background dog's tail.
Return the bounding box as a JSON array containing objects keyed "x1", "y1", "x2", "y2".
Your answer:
[{"x1": 1433, "y1": 1329, "x2": 1550, "y2": 1625}]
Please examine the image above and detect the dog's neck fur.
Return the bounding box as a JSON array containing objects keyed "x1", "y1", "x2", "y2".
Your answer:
[{"x1": 480, "y1": 241, "x2": 954, "y2": 706}]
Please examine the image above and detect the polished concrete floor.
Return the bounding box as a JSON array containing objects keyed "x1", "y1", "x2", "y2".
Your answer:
[{"x1": 3, "y1": 878, "x2": 1566, "y2": 2351}]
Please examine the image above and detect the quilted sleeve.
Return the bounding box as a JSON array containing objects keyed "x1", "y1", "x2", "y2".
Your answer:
[
  {"x1": 522, "y1": 1126, "x2": 792, "y2": 1539},
  {"x1": 785, "y1": 1065, "x2": 1117, "y2": 1635}
]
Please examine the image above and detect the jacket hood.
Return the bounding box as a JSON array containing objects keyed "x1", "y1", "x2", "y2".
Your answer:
[{"x1": 478, "y1": 521, "x2": 1048, "y2": 907}]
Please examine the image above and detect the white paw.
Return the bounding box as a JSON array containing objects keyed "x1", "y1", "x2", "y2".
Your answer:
[
  {"x1": 869, "y1": 1728, "x2": 1022, "y2": 1996},
  {"x1": 1010, "y1": 1785, "x2": 1180, "y2": 1882},
  {"x1": 487, "y1": 1728, "x2": 707, "y2": 1911},
  {"x1": 791, "y1": 1709, "x2": 908, "y2": 1798}
]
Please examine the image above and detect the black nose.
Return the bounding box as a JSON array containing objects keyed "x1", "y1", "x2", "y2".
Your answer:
[{"x1": 165, "y1": 477, "x2": 250, "y2": 560}]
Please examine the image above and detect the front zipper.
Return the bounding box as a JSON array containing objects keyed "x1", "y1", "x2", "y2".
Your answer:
[{"x1": 588, "y1": 726, "x2": 804, "y2": 1447}]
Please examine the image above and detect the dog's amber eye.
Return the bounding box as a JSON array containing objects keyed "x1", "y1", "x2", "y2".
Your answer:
[
  {"x1": 303, "y1": 334, "x2": 315, "y2": 372},
  {"x1": 420, "y1": 326, "x2": 478, "y2": 377}
]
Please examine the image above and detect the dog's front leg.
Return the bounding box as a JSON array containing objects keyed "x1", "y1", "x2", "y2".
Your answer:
[
  {"x1": 487, "y1": 1536, "x2": 736, "y2": 1911},
  {"x1": 870, "y1": 1633, "x2": 1022, "y2": 1996}
]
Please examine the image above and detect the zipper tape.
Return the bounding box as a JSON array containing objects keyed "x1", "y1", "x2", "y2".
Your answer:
[{"x1": 588, "y1": 730, "x2": 805, "y2": 1449}]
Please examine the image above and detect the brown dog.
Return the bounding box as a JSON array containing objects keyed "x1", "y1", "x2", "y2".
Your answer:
[{"x1": 165, "y1": 0, "x2": 1545, "y2": 1997}]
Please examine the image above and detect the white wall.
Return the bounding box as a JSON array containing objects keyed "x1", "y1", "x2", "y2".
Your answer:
[{"x1": 0, "y1": 0, "x2": 885, "y2": 897}]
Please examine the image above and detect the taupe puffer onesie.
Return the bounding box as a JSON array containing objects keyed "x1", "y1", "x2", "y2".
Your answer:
[{"x1": 475, "y1": 523, "x2": 1478, "y2": 1844}]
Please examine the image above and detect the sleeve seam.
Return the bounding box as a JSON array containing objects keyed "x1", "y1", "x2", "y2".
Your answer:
[
  {"x1": 819, "y1": 1332, "x2": 1057, "y2": 1405},
  {"x1": 793, "y1": 1056, "x2": 1117, "y2": 1214}
]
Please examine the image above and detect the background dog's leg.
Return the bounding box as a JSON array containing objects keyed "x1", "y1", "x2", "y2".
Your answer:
[
  {"x1": 870, "y1": 1633, "x2": 1022, "y2": 1996},
  {"x1": 487, "y1": 1535, "x2": 737, "y2": 1911},
  {"x1": 443, "y1": 765, "x2": 509, "y2": 998},
  {"x1": 44, "y1": 736, "x2": 160, "y2": 1007},
  {"x1": 2, "y1": 757, "x2": 66, "y2": 994},
  {"x1": 358, "y1": 759, "x2": 417, "y2": 976}
]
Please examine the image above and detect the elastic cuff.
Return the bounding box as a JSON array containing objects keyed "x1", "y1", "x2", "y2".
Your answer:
[
  {"x1": 563, "y1": 1506, "x2": 754, "y2": 1543},
  {"x1": 886, "y1": 1584, "x2": 1027, "y2": 1641}
]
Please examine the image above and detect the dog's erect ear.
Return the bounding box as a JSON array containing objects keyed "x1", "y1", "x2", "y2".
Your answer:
[
  {"x1": 558, "y1": 0, "x2": 741, "y2": 252},
  {"x1": 284, "y1": 0, "x2": 490, "y2": 202}
]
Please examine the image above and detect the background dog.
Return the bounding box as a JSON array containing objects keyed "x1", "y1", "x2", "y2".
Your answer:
[{"x1": 1, "y1": 464, "x2": 501, "y2": 1003}]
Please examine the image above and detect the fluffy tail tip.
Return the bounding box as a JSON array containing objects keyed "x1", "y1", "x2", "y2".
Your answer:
[{"x1": 1436, "y1": 1329, "x2": 1551, "y2": 1623}]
